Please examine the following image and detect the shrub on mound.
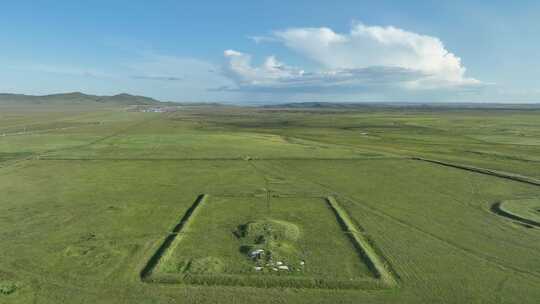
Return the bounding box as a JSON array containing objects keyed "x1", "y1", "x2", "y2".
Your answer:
[{"x1": 0, "y1": 281, "x2": 18, "y2": 295}]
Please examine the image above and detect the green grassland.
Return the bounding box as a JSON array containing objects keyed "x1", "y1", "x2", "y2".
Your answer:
[{"x1": 1, "y1": 104, "x2": 540, "y2": 303}]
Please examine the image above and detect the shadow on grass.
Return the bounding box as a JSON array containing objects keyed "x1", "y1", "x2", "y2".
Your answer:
[
  {"x1": 140, "y1": 194, "x2": 207, "y2": 280},
  {"x1": 490, "y1": 201, "x2": 540, "y2": 228}
]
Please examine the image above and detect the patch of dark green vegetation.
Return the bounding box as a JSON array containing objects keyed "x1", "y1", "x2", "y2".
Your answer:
[{"x1": 0, "y1": 281, "x2": 19, "y2": 295}]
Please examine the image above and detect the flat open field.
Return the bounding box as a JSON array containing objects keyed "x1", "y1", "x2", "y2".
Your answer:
[{"x1": 1, "y1": 104, "x2": 540, "y2": 303}]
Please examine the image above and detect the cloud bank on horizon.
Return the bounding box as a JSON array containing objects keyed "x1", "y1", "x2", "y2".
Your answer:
[{"x1": 221, "y1": 22, "x2": 483, "y2": 95}]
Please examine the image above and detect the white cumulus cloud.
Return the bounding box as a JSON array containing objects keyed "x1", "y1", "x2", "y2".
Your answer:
[
  {"x1": 223, "y1": 49, "x2": 306, "y2": 88},
  {"x1": 222, "y1": 22, "x2": 482, "y2": 94}
]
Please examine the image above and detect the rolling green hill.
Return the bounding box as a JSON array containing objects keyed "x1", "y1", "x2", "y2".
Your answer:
[{"x1": 0, "y1": 92, "x2": 163, "y2": 106}]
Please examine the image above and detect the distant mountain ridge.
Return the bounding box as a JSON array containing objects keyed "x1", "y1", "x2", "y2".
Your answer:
[
  {"x1": 263, "y1": 101, "x2": 540, "y2": 110},
  {"x1": 0, "y1": 92, "x2": 163, "y2": 105}
]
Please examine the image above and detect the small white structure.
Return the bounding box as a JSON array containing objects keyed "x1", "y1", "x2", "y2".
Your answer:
[
  {"x1": 278, "y1": 265, "x2": 289, "y2": 271},
  {"x1": 254, "y1": 266, "x2": 263, "y2": 271},
  {"x1": 276, "y1": 261, "x2": 283, "y2": 266},
  {"x1": 249, "y1": 249, "x2": 264, "y2": 259},
  {"x1": 300, "y1": 261, "x2": 305, "y2": 266}
]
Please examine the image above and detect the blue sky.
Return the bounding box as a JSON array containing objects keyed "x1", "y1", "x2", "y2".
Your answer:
[{"x1": 1, "y1": 0, "x2": 539, "y2": 103}]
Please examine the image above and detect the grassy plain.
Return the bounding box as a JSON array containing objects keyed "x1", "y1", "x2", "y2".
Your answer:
[{"x1": 1, "y1": 104, "x2": 540, "y2": 303}]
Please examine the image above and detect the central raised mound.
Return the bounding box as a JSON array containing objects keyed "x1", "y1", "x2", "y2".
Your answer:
[
  {"x1": 239, "y1": 219, "x2": 301, "y2": 243},
  {"x1": 237, "y1": 219, "x2": 302, "y2": 271}
]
